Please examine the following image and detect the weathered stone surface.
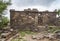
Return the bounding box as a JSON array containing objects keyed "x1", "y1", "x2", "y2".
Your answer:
[{"x1": 10, "y1": 9, "x2": 57, "y2": 30}]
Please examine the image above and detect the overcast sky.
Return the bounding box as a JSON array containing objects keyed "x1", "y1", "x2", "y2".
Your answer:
[{"x1": 5, "y1": 0, "x2": 60, "y2": 19}]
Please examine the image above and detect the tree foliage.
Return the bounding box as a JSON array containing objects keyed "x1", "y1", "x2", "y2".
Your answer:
[
  {"x1": 0, "y1": 16, "x2": 9, "y2": 28},
  {"x1": 54, "y1": 9, "x2": 60, "y2": 16},
  {"x1": 0, "y1": 0, "x2": 11, "y2": 28},
  {"x1": 58, "y1": 9, "x2": 60, "y2": 15},
  {"x1": 0, "y1": 0, "x2": 11, "y2": 13}
]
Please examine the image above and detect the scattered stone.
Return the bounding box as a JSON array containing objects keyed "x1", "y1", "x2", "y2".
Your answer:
[
  {"x1": 32, "y1": 33, "x2": 45, "y2": 40},
  {"x1": 54, "y1": 30, "x2": 60, "y2": 39},
  {"x1": 1, "y1": 32, "x2": 11, "y2": 38},
  {"x1": 32, "y1": 35, "x2": 37, "y2": 39},
  {"x1": 19, "y1": 36, "x2": 22, "y2": 39},
  {"x1": 0, "y1": 39, "x2": 5, "y2": 41},
  {"x1": 10, "y1": 29, "x2": 14, "y2": 32}
]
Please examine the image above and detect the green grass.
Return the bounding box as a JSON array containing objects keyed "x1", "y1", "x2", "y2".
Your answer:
[
  {"x1": 47, "y1": 27, "x2": 60, "y2": 33},
  {"x1": 11, "y1": 30, "x2": 37, "y2": 41},
  {"x1": 11, "y1": 38, "x2": 21, "y2": 41},
  {"x1": 19, "y1": 30, "x2": 37, "y2": 37},
  {"x1": 19, "y1": 31, "x2": 26, "y2": 37},
  {"x1": 11, "y1": 39, "x2": 26, "y2": 41},
  {"x1": 11, "y1": 37, "x2": 27, "y2": 41}
]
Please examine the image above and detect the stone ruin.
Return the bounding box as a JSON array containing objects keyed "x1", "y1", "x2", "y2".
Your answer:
[{"x1": 10, "y1": 8, "x2": 58, "y2": 30}]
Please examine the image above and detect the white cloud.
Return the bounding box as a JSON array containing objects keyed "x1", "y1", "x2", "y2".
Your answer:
[
  {"x1": 12, "y1": 0, "x2": 55, "y2": 7},
  {"x1": 5, "y1": 0, "x2": 60, "y2": 19},
  {"x1": 48, "y1": 0, "x2": 60, "y2": 11}
]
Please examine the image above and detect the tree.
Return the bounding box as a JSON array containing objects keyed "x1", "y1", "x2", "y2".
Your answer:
[
  {"x1": 54, "y1": 9, "x2": 60, "y2": 17},
  {"x1": 0, "y1": 0, "x2": 11, "y2": 13},
  {"x1": 2, "y1": 16, "x2": 9, "y2": 27},
  {"x1": 0, "y1": 0, "x2": 11, "y2": 29},
  {"x1": 58, "y1": 9, "x2": 60, "y2": 16}
]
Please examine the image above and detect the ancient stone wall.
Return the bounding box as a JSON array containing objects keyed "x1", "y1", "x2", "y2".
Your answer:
[
  {"x1": 42, "y1": 12, "x2": 56, "y2": 25},
  {"x1": 10, "y1": 9, "x2": 36, "y2": 30},
  {"x1": 10, "y1": 9, "x2": 57, "y2": 30}
]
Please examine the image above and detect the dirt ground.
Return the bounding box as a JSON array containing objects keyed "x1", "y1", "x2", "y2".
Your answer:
[{"x1": 11, "y1": 32, "x2": 60, "y2": 41}]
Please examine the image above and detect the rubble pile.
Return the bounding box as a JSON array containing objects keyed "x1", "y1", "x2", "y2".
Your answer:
[{"x1": 32, "y1": 33, "x2": 60, "y2": 41}]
